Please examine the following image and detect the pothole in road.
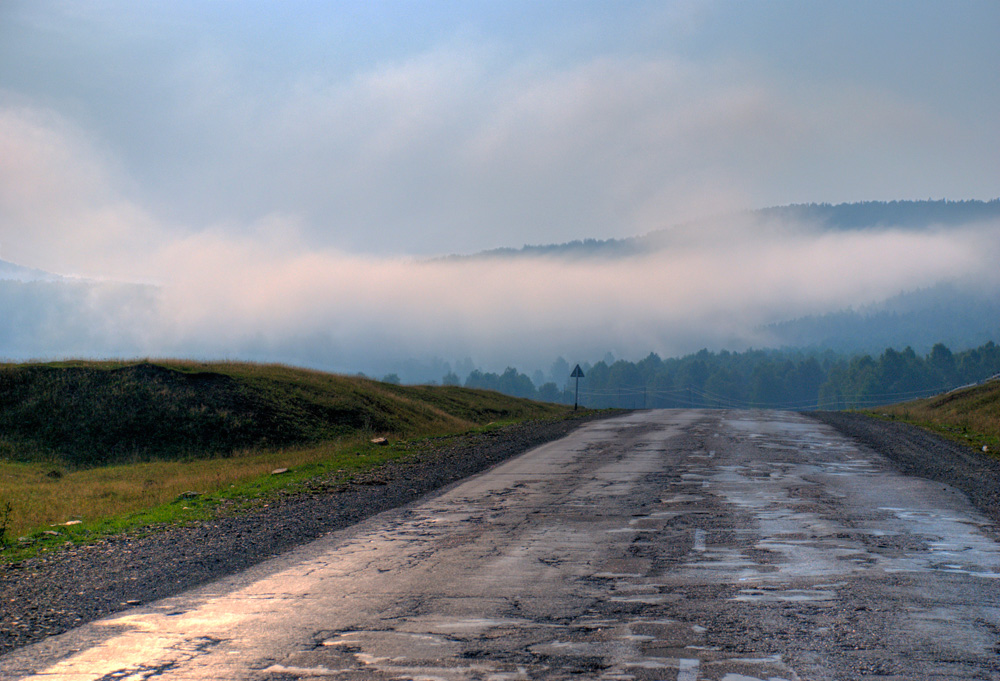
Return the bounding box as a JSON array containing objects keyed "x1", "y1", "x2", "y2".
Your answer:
[{"x1": 323, "y1": 629, "x2": 461, "y2": 663}]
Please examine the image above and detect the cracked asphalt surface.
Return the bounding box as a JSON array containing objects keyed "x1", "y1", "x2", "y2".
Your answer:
[{"x1": 2, "y1": 409, "x2": 1000, "y2": 680}]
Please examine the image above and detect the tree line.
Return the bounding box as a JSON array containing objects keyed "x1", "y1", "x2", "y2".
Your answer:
[{"x1": 451, "y1": 341, "x2": 1000, "y2": 410}]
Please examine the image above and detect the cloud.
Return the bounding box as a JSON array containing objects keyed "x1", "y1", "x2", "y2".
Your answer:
[
  {"x1": 5, "y1": 1, "x2": 1000, "y2": 275},
  {"x1": 2, "y1": 180, "x2": 998, "y2": 374},
  {"x1": 19, "y1": 38, "x2": 958, "y2": 258},
  {"x1": 122, "y1": 213, "x2": 999, "y2": 375},
  {"x1": 0, "y1": 90, "x2": 1000, "y2": 372},
  {"x1": 278, "y1": 52, "x2": 788, "y2": 249},
  {"x1": 0, "y1": 97, "x2": 166, "y2": 277}
]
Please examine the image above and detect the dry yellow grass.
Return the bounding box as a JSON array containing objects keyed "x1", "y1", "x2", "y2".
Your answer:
[{"x1": 0, "y1": 438, "x2": 369, "y2": 540}]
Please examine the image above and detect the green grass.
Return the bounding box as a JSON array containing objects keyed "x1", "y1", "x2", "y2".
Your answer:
[
  {"x1": 0, "y1": 359, "x2": 575, "y2": 558},
  {"x1": 867, "y1": 378, "x2": 1000, "y2": 456}
]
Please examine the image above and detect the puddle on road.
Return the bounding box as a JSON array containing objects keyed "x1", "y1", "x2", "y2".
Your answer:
[
  {"x1": 401, "y1": 617, "x2": 537, "y2": 636},
  {"x1": 324, "y1": 630, "x2": 461, "y2": 663},
  {"x1": 694, "y1": 438, "x2": 1000, "y2": 582},
  {"x1": 662, "y1": 494, "x2": 705, "y2": 503},
  {"x1": 733, "y1": 587, "x2": 838, "y2": 603}
]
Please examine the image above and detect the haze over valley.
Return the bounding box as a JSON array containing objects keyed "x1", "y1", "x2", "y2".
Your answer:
[
  {"x1": 1, "y1": 200, "x2": 998, "y2": 387},
  {"x1": 1, "y1": 2, "x2": 998, "y2": 386}
]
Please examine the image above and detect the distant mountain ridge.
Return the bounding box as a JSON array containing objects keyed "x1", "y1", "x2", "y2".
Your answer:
[
  {"x1": 450, "y1": 199, "x2": 1000, "y2": 260},
  {"x1": 751, "y1": 199, "x2": 1000, "y2": 231},
  {"x1": 760, "y1": 283, "x2": 1000, "y2": 356}
]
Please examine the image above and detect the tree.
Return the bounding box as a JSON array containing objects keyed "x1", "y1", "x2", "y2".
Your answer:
[
  {"x1": 750, "y1": 363, "x2": 782, "y2": 407},
  {"x1": 465, "y1": 370, "x2": 499, "y2": 391},
  {"x1": 537, "y1": 382, "x2": 562, "y2": 403},
  {"x1": 498, "y1": 367, "x2": 536, "y2": 399},
  {"x1": 549, "y1": 356, "x2": 571, "y2": 388},
  {"x1": 929, "y1": 343, "x2": 957, "y2": 385}
]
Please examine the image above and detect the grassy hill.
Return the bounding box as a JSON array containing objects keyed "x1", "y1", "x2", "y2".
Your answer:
[
  {"x1": 0, "y1": 360, "x2": 576, "y2": 553},
  {"x1": 0, "y1": 360, "x2": 568, "y2": 467},
  {"x1": 873, "y1": 377, "x2": 1000, "y2": 454}
]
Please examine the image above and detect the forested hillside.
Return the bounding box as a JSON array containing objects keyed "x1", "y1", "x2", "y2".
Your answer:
[
  {"x1": 459, "y1": 341, "x2": 1000, "y2": 411},
  {"x1": 761, "y1": 284, "x2": 1000, "y2": 355},
  {"x1": 750, "y1": 199, "x2": 1000, "y2": 231},
  {"x1": 455, "y1": 199, "x2": 1000, "y2": 260},
  {"x1": 444, "y1": 200, "x2": 1000, "y2": 408}
]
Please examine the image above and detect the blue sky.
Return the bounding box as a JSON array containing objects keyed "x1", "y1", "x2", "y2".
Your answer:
[{"x1": 0, "y1": 1, "x2": 998, "y2": 373}]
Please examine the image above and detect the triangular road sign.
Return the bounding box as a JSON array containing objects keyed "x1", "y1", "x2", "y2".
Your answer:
[{"x1": 570, "y1": 364, "x2": 585, "y2": 378}]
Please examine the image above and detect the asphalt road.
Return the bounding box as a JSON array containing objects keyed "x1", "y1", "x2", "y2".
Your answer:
[{"x1": 2, "y1": 410, "x2": 999, "y2": 680}]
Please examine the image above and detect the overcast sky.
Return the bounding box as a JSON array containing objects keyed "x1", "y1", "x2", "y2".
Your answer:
[
  {"x1": 3, "y1": 0, "x2": 998, "y2": 263},
  {"x1": 1, "y1": 1, "x2": 998, "y2": 373}
]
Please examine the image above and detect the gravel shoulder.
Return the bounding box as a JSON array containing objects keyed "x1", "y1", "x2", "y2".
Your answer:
[{"x1": 0, "y1": 414, "x2": 609, "y2": 656}]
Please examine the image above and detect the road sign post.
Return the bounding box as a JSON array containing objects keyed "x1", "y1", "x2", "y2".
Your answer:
[{"x1": 570, "y1": 364, "x2": 585, "y2": 411}]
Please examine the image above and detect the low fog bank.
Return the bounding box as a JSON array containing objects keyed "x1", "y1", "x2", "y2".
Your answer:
[
  {"x1": 4, "y1": 70, "x2": 999, "y2": 383},
  {"x1": 2, "y1": 214, "x2": 999, "y2": 383},
  {"x1": 760, "y1": 282, "x2": 1000, "y2": 358}
]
